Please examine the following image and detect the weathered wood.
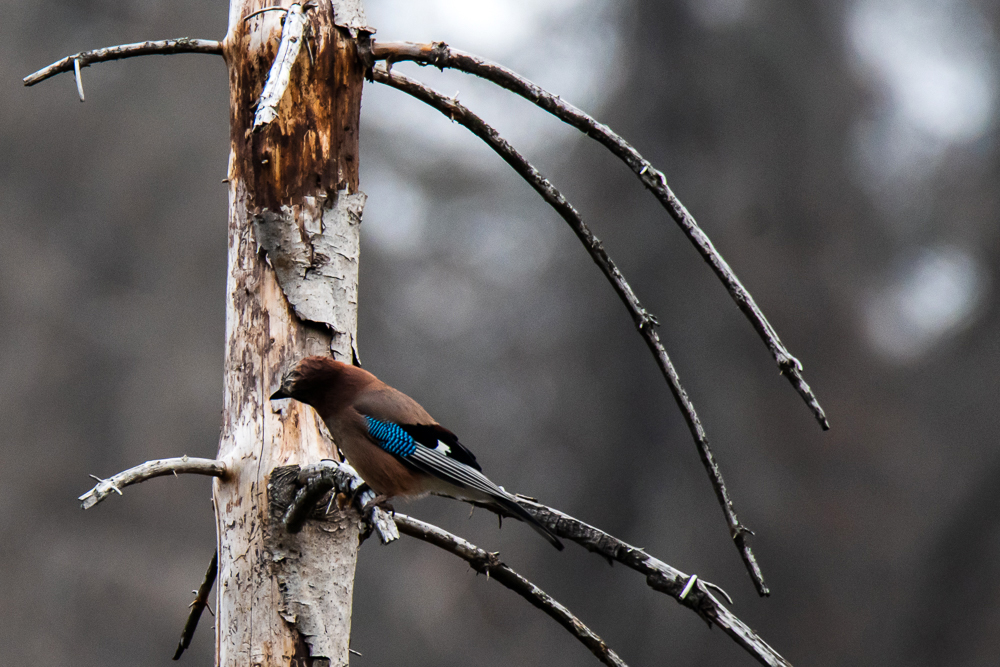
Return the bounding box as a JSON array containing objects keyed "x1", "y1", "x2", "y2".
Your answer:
[
  {"x1": 214, "y1": 1, "x2": 370, "y2": 665},
  {"x1": 78, "y1": 456, "x2": 226, "y2": 509}
]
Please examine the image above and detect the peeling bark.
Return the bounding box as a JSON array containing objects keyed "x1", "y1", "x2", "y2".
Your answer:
[
  {"x1": 215, "y1": 1, "x2": 369, "y2": 665},
  {"x1": 253, "y1": 192, "x2": 366, "y2": 353}
]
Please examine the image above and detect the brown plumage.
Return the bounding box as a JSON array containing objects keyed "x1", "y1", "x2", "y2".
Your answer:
[{"x1": 271, "y1": 356, "x2": 563, "y2": 549}]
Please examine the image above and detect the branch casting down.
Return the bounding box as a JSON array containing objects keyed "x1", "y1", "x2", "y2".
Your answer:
[
  {"x1": 395, "y1": 514, "x2": 628, "y2": 667},
  {"x1": 283, "y1": 463, "x2": 791, "y2": 667},
  {"x1": 370, "y1": 40, "x2": 828, "y2": 431},
  {"x1": 22, "y1": 35, "x2": 824, "y2": 436},
  {"x1": 371, "y1": 64, "x2": 770, "y2": 597},
  {"x1": 518, "y1": 499, "x2": 790, "y2": 667}
]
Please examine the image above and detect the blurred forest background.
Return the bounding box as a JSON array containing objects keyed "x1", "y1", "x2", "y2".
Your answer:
[{"x1": 3, "y1": 0, "x2": 999, "y2": 665}]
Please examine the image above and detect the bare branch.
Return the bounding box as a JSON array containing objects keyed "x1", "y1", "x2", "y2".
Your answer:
[
  {"x1": 173, "y1": 550, "x2": 218, "y2": 661},
  {"x1": 370, "y1": 40, "x2": 829, "y2": 431},
  {"x1": 394, "y1": 513, "x2": 628, "y2": 667},
  {"x1": 254, "y1": 3, "x2": 309, "y2": 130},
  {"x1": 79, "y1": 457, "x2": 226, "y2": 509},
  {"x1": 282, "y1": 460, "x2": 399, "y2": 544},
  {"x1": 23, "y1": 38, "x2": 223, "y2": 87},
  {"x1": 371, "y1": 65, "x2": 770, "y2": 596},
  {"x1": 516, "y1": 499, "x2": 792, "y2": 667},
  {"x1": 271, "y1": 458, "x2": 788, "y2": 664}
]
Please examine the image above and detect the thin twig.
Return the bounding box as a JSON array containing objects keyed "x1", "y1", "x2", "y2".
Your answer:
[
  {"x1": 394, "y1": 513, "x2": 628, "y2": 667},
  {"x1": 515, "y1": 499, "x2": 791, "y2": 667},
  {"x1": 370, "y1": 40, "x2": 828, "y2": 431},
  {"x1": 282, "y1": 460, "x2": 399, "y2": 544},
  {"x1": 243, "y1": 6, "x2": 290, "y2": 22},
  {"x1": 78, "y1": 457, "x2": 226, "y2": 509},
  {"x1": 173, "y1": 550, "x2": 218, "y2": 660},
  {"x1": 371, "y1": 65, "x2": 770, "y2": 597},
  {"x1": 253, "y1": 3, "x2": 309, "y2": 130},
  {"x1": 23, "y1": 38, "x2": 223, "y2": 87},
  {"x1": 73, "y1": 57, "x2": 85, "y2": 102}
]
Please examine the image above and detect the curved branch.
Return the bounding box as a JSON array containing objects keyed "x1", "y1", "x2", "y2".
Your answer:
[
  {"x1": 370, "y1": 40, "x2": 828, "y2": 431},
  {"x1": 79, "y1": 456, "x2": 226, "y2": 509},
  {"x1": 394, "y1": 513, "x2": 628, "y2": 667},
  {"x1": 371, "y1": 65, "x2": 769, "y2": 597},
  {"x1": 271, "y1": 461, "x2": 789, "y2": 664},
  {"x1": 23, "y1": 38, "x2": 223, "y2": 87},
  {"x1": 516, "y1": 499, "x2": 791, "y2": 667}
]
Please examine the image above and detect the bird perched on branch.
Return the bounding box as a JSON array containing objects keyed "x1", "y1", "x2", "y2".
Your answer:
[{"x1": 270, "y1": 356, "x2": 563, "y2": 550}]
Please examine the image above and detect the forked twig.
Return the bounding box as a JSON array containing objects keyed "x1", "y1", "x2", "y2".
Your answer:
[
  {"x1": 371, "y1": 65, "x2": 770, "y2": 597},
  {"x1": 370, "y1": 40, "x2": 828, "y2": 431},
  {"x1": 78, "y1": 457, "x2": 226, "y2": 509},
  {"x1": 23, "y1": 38, "x2": 223, "y2": 87}
]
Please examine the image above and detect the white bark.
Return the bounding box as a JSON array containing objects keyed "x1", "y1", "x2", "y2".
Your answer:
[
  {"x1": 253, "y1": 192, "x2": 366, "y2": 352},
  {"x1": 253, "y1": 3, "x2": 308, "y2": 130}
]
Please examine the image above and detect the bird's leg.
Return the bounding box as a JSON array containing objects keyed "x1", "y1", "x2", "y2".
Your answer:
[
  {"x1": 361, "y1": 493, "x2": 395, "y2": 515},
  {"x1": 347, "y1": 481, "x2": 372, "y2": 508}
]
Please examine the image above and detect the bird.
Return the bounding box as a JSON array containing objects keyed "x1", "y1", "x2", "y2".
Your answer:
[{"x1": 270, "y1": 356, "x2": 564, "y2": 550}]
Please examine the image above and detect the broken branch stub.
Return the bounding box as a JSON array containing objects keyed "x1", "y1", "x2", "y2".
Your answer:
[{"x1": 267, "y1": 467, "x2": 362, "y2": 664}]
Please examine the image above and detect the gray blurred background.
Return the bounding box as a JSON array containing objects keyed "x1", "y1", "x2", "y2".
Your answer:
[{"x1": 3, "y1": 0, "x2": 998, "y2": 664}]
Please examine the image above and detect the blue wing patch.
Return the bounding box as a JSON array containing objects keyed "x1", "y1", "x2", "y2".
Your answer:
[
  {"x1": 364, "y1": 416, "x2": 563, "y2": 549},
  {"x1": 365, "y1": 416, "x2": 418, "y2": 457}
]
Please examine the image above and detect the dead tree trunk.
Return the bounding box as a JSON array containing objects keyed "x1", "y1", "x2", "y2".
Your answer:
[
  {"x1": 214, "y1": 1, "x2": 370, "y2": 664},
  {"x1": 25, "y1": 1, "x2": 813, "y2": 663}
]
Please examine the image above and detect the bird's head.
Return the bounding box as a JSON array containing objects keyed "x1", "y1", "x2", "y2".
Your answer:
[{"x1": 270, "y1": 356, "x2": 369, "y2": 408}]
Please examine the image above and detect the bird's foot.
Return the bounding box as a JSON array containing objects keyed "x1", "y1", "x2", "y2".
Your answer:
[{"x1": 361, "y1": 494, "x2": 395, "y2": 515}]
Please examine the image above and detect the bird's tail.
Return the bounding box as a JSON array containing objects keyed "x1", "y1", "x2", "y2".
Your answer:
[{"x1": 490, "y1": 495, "x2": 564, "y2": 551}]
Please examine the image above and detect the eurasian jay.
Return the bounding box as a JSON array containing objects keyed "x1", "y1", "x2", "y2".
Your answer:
[{"x1": 270, "y1": 356, "x2": 564, "y2": 550}]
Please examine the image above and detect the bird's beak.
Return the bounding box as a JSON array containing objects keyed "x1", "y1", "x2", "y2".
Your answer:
[{"x1": 270, "y1": 387, "x2": 289, "y2": 400}]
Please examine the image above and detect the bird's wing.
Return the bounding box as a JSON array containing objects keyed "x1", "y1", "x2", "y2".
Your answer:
[
  {"x1": 362, "y1": 416, "x2": 564, "y2": 550},
  {"x1": 353, "y1": 386, "x2": 481, "y2": 470},
  {"x1": 363, "y1": 417, "x2": 493, "y2": 492},
  {"x1": 399, "y1": 423, "x2": 481, "y2": 471}
]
